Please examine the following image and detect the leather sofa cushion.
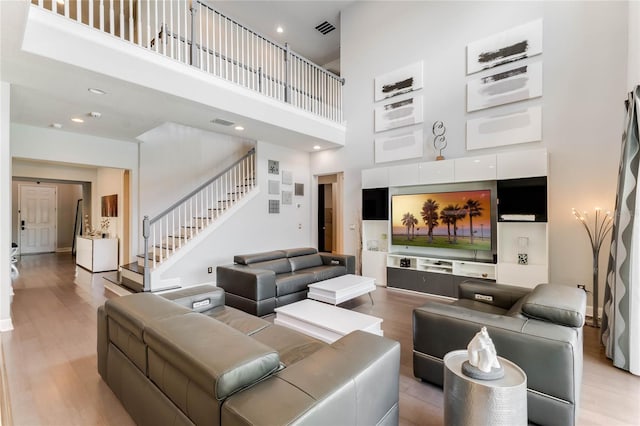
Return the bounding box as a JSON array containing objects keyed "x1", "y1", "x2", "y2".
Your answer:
[
  {"x1": 458, "y1": 280, "x2": 530, "y2": 310},
  {"x1": 275, "y1": 272, "x2": 316, "y2": 296},
  {"x1": 521, "y1": 284, "x2": 587, "y2": 328},
  {"x1": 249, "y1": 258, "x2": 292, "y2": 274},
  {"x1": 289, "y1": 254, "x2": 323, "y2": 272},
  {"x1": 234, "y1": 250, "x2": 285, "y2": 265},
  {"x1": 282, "y1": 247, "x2": 318, "y2": 258},
  {"x1": 452, "y1": 299, "x2": 509, "y2": 315},
  {"x1": 144, "y1": 312, "x2": 280, "y2": 400},
  {"x1": 304, "y1": 265, "x2": 347, "y2": 282},
  {"x1": 251, "y1": 324, "x2": 326, "y2": 366},
  {"x1": 207, "y1": 306, "x2": 270, "y2": 335}
]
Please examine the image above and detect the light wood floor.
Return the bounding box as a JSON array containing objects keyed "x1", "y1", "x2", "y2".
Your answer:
[{"x1": 3, "y1": 253, "x2": 639, "y2": 425}]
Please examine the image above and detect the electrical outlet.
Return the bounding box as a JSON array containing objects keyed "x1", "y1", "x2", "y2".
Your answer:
[{"x1": 207, "y1": 267, "x2": 213, "y2": 274}]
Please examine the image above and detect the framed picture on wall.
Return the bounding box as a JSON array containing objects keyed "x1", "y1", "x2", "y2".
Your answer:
[
  {"x1": 375, "y1": 94, "x2": 424, "y2": 132},
  {"x1": 467, "y1": 19, "x2": 542, "y2": 75},
  {"x1": 374, "y1": 61, "x2": 423, "y2": 102}
]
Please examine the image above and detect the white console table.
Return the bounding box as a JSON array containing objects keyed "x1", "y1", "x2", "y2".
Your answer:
[{"x1": 76, "y1": 236, "x2": 118, "y2": 272}]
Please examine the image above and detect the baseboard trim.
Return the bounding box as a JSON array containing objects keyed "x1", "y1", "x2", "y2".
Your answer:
[
  {"x1": 55, "y1": 247, "x2": 72, "y2": 253},
  {"x1": 0, "y1": 319, "x2": 13, "y2": 332}
]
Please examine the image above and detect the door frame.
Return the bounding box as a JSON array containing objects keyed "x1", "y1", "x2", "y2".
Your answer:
[
  {"x1": 314, "y1": 172, "x2": 344, "y2": 254},
  {"x1": 18, "y1": 183, "x2": 58, "y2": 254}
]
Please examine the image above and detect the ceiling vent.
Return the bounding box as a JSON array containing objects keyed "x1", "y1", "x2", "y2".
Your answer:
[
  {"x1": 315, "y1": 21, "x2": 336, "y2": 35},
  {"x1": 211, "y1": 118, "x2": 235, "y2": 126}
]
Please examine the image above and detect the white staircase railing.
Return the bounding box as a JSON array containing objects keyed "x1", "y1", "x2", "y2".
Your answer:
[
  {"x1": 141, "y1": 148, "x2": 256, "y2": 290},
  {"x1": 32, "y1": 0, "x2": 344, "y2": 123}
]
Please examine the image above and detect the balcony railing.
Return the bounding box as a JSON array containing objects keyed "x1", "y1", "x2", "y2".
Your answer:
[{"x1": 33, "y1": 0, "x2": 344, "y2": 123}]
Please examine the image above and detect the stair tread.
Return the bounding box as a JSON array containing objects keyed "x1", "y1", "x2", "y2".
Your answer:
[{"x1": 121, "y1": 262, "x2": 143, "y2": 274}]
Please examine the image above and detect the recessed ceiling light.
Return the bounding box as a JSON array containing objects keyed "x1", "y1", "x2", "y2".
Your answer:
[
  {"x1": 88, "y1": 88, "x2": 106, "y2": 95},
  {"x1": 89, "y1": 111, "x2": 102, "y2": 118},
  {"x1": 50, "y1": 123, "x2": 62, "y2": 129},
  {"x1": 313, "y1": 145, "x2": 321, "y2": 150},
  {"x1": 71, "y1": 117, "x2": 84, "y2": 123},
  {"x1": 234, "y1": 125, "x2": 244, "y2": 131},
  {"x1": 276, "y1": 26, "x2": 284, "y2": 33}
]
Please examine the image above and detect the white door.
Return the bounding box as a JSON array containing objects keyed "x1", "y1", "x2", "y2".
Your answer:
[{"x1": 19, "y1": 185, "x2": 57, "y2": 254}]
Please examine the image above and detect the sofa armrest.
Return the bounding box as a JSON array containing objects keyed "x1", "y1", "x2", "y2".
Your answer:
[
  {"x1": 160, "y1": 285, "x2": 225, "y2": 314},
  {"x1": 216, "y1": 265, "x2": 277, "y2": 301},
  {"x1": 458, "y1": 280, "x2": 531, "y2": 310},
  {"x1": 319, "y1": 253, "x2": 356, "y2": 274},
  {"x1": 222, "y1": 331, "x2": 400, "y2": 425}
]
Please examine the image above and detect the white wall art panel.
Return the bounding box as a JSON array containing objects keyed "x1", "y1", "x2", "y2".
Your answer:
[
  {"x1": 374, "y1": 128, "x2": 424, "y2": 163},
  {"x1": 375, "y1": 95, "x2": 424, "y2": 132},
  {"x1": 466, "y1": 106, "x2": 542, "y2": 150},
  {"x1": 467, "y1": 19, "x2": 543, "y2": 75},
  {"x1": 467, "y1": 61, "x2": 542, "y2": 112},
  {"x1": 374, "y1": 61, "x2": 423, "y2": 101}
]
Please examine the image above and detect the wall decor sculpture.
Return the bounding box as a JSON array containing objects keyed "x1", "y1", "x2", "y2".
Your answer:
[
  {"x1": 375, "y1": 128, "x2": 424, "y2": 163},
  {"x1": 375, "y1": 94, "x2": 424, "y2": 132},
  {"x1": 374, "y1": 61, "x2": 423, "y2": 102},
  {"x1": 467, "y1": 61, "x2": 542, "y2": 112},
  {"x1": 466, "y1": 106, "x2": 541, "y2": 150},
  {"x1": 467, "y1": 19, "x2": 542, "y2": 75}
]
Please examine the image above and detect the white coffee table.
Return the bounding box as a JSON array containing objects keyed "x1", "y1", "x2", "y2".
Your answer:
[
  {"x1": 274, "y1": 299, "x2": 383, "y2": 344},
  {"x1": 308, "y1": 274, "x2": 376, "y2": 305}
]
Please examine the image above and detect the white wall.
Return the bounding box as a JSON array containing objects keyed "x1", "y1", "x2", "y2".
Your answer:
[
  {"x1": 96, "y1": 168, "x2": 125, "y2": 262},
  {"x1": 138, "y1": 122, "x2": 254, "y2": 219},
  {"x1": 0, "y1": 82, "x2": 13, "y2": 331},
  {"x1": 629, "y1": 0, "x2": 640, "y2": 90},
  {"x1": 162, "y1": 140, "x2": 312, "y2": 285},
  {"x1": 312, "y1": 1, "x2": 628, "y2": 307}
]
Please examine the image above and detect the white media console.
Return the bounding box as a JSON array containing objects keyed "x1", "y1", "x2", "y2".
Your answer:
[{"x1": 361, "y1": 148, "x2": 549, "y2": 295}]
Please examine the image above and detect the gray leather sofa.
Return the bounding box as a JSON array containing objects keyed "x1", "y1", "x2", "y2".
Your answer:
[
  {"x1": 413, "y1": 281, "x2": 586, "y2": 426},
  {"x1": 98, "y1": 285, "x2": 399, "y2": 426},
  {"x1": 217, "y1": 247, "x2": 355, "y2": 316}
]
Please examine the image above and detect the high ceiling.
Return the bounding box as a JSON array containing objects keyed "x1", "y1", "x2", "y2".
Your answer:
[
  {"x1": 1, "y1": 0, "x2": 353, "y2": 146},
  {"x1": 210, "y1": 1, "x2": 352, "y2": 73}
]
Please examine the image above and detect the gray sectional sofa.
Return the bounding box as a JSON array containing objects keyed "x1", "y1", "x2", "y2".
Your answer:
[
  {"x1": 98, "y1": 285, "x2": 400, "y2": 426},
  {"x1": 216, "y1": 247, "x2": 355, "y2": 316},
  {"x1": 413, "y1": 280, "x2": 587, "y2": 426}
]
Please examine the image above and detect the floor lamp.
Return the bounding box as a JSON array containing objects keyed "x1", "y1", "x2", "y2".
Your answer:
[{"x1": 572, "y1": 208, "x2": 613, "y2": 327}]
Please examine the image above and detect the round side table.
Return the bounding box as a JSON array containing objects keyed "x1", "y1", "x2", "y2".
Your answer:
[{"x1": 443, "y1": 349, "x2": 527, "y2": 426}]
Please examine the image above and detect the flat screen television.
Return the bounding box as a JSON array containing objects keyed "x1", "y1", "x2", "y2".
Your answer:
[
  {"x1": 391, "y1": 189, "x2": 493, "y2": 252},
  {"x1": 362, "y1": 187, "x2": 389, "y2": 220}
]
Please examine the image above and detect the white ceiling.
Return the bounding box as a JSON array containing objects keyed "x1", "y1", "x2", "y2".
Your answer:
[
  {"x1": 0, "y1": 0, "x2": 352, "y2": 148},
  {"x1": 209, "y1": 1, "x2": 352, "y2": 71}
]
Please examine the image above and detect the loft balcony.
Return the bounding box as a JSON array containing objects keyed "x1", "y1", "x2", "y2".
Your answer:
[{"x1": 11, "y1": 0, "x2": 345, "y2": 148}]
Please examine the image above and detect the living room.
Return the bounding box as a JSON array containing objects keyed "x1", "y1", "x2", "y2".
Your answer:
[{"x1": 1, "y1": 0, "x2": 639, "y2": 425}]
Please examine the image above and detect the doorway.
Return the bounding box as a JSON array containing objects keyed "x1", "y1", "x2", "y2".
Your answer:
[
  {"x1": 317, "y1": 173, "x2": 344, "y2": 253},
  {"x1": 18, "y1": 184, "x2": 57, "y2": 254}
]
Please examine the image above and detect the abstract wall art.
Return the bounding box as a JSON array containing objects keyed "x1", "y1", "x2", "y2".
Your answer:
[
  {"x1": 282, "y1": 191, "x2": 292, "y2": 205},
  {"x1": 467, "y1": 61, "x2": 542, "y2": 112},
  {"x1": 374, "y1": 61, "x2": 423, "y2": 102},
  {"x1": 466, "y1": 106, "x2": 542, "y2": 150},
  {"x1": 374, "y1": 128, "x2": 424, "y2": 163},
  {"x1": 375, "y1": 94, "x2": 424, "y2": 132},
  {"x1": 268, "y1": 199, "x2": 280, "y2": 214},
  {"x1": 282, "y1": 170, "x2": 293, "y2": 185},
  {"x1": 268, "y1": 180, "x2": 280, "y2": 195},
  {"x1": 467, "y1": 19, "x2": 542, "y2": 75}
]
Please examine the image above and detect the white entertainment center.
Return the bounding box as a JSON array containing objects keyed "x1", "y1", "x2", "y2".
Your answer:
[{"x1": 361, "y1": 148, "x2": 548, "y2": 297}]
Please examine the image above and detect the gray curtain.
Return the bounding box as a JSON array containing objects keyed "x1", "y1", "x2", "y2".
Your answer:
[{"x1": 601, "y1": 85, "x2": 640, "y2": 376}]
